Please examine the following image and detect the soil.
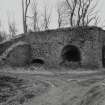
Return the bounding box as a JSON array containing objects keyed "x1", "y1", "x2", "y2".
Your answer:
[{"x1": 0, "y1": 67, "x2": 105, "y2": 105}]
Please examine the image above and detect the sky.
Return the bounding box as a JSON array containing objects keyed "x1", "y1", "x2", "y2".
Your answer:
[{"x1": 0, "y1": 0, "x2": 105, "y2": 34}]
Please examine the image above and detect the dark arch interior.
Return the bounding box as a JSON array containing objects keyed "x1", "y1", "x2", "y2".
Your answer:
[
  {"x1": 30, "y1": 59, "x2": 44, "y2": 65},
  {"x1": 62, "y1": 45, "x2": 81, "y2": 62},
  {"x1": 102, "y1": 46, "x2": 105, "y2": 67}
]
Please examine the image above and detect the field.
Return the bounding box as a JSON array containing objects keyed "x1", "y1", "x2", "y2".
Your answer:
[{"x1": 0, "y1": 67, "x2": 105, "y2": 105}]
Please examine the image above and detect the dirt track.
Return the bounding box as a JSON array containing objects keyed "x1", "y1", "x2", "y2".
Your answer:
[{"x1": 0, "y1": 69, "x2": 105, "y2": 105}]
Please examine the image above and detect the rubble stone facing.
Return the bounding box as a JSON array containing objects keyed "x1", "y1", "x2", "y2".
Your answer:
[
  {"x1": 6, "y1": 43, "x2": 31, "y2": 66},
  {"x1": 0, "y1": 26, "x2": 105, "y2": 68}
]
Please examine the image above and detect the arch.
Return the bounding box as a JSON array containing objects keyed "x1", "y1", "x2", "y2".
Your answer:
[
  {"x1": 61, "y1": 45, "x2": 81, "y2": 62},
  {"x1": 6, "y1": 44, "x2": 31, "y2": 66},
  {"x1": 30, "y1": 59, "x2": 44, "y2": 66}
]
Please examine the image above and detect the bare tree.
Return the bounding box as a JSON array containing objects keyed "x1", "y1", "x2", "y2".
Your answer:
[
  {"x1": 0, "y1": 20, "x2": 7, "y2": 42},
  {"x1": 0, "y1": 31, "x2": 7, "y2": 41},
  {"x1": 22, "y1": 0, "x2": 31, "y2": 33},
  {"x1": 57, "y1": 0, "x2": 99, "y2": 27},
  {"x1": 41, "y1": 6, "x2": 51, "y2": 30},
  {"x1": 8, "y1": 20, "x2": 18, "y2": 38},
  {"x1": 31, "y1": 0, "x2": 40, "y2": 32},
  {"x1": 57, "y1": 5, "x2": 63, "y2": 28}
]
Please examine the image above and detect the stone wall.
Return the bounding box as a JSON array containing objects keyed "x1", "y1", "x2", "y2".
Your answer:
[
  {"x1": 0, "y1": 41, "x2": 31, "y2": 66},
  {"x1": 6, "y1": 44, "x2": 31, "y2": 66},
  {"x1": 24, "y1": 27, "x2": 102, "y2": 68},
  {"x1": 0, "y1": 26, "x2": 104, "y2": 68}
]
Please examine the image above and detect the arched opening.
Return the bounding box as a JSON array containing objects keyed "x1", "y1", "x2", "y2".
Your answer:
[
  {"x1": 30, "y1": 59, "x2": 44, "y2": 66},
  {"x1": 102, "y1": 46, "x2": 105, "y2": 67},
  {"x1": 61, "y1": 45, "x2": 81, "y2": 63},
  {"x1": 6, "y1": 44, "x2": 31, "y2": 66}
]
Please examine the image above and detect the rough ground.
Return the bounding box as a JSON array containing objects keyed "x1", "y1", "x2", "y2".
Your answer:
[{"x1": 0, "y1": 67, "x2": 105, "y2": 105}]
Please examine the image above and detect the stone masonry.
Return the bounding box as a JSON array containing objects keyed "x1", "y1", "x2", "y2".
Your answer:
[{"x1": 0, "y1": 26, "x2": 105, "y2": 68}]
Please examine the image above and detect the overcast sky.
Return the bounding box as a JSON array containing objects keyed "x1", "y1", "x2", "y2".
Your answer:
[{"x1": 0, "y1": 0, "x2": 105, "y2": 34}]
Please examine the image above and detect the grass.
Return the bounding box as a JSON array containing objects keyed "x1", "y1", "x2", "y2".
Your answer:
[
  {"x1": 0, "y1": 74, "x2": 50, "y2": 105},
  {"x1": 0, "y1": 67, "x2": 105, "y2": 105},
  {"x1": 0, "y1": 75, "x2": 32, "y2": 104}
]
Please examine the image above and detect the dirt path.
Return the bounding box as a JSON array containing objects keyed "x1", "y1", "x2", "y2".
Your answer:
[{"x1": 0, "y1": 70, "x2": 105, "y2": 105}]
